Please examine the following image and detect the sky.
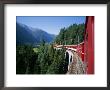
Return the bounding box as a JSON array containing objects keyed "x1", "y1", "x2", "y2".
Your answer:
[{"x1": 16, "y1": 16, "x2": 86, "y2": 35}]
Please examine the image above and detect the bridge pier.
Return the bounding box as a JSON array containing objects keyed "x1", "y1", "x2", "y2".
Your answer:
[{"x1": 65, "y1": 50, "x2": 74, "y2": 70}]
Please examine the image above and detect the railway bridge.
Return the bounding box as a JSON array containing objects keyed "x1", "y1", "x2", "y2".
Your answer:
[{"x1": 54, "y1": 44, "x2": 86, "y2": 74}]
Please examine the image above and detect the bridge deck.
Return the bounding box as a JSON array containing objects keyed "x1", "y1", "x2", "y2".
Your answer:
[{"x1": 67, "y1": 51, "x2": 86, "y2": 74}]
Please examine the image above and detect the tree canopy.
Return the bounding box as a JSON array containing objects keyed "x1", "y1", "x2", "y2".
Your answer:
[{"x1": 54, "y1": 23, "x2": 85, "y2": 45}]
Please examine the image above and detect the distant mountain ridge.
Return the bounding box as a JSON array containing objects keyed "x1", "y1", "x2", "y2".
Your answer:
[{"x1": 16, "y1": 22, "x2": 56, "y2": 45}]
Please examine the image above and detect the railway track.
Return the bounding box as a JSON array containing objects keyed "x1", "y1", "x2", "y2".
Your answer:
[{"x1": 67, "y1": 51, "x2": 86, "y2": 74}]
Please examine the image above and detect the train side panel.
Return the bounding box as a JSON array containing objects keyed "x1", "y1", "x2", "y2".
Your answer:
[{"x1": 84, "y1": 16, "x2": 94, "y2": 74}]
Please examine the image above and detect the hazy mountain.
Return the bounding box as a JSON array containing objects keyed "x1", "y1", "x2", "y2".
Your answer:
[
  {"x1": 16, "y1": 22, "x2": 37, "y2": 45},
  {"x1": 16, "y1": 22, "x2": 56, "y2": 45},
  {"x1": 30, "y1": 27, "x2": 56, "y2": 43}
]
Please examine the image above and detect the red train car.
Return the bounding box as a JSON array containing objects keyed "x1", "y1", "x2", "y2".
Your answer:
[
  {"x1": 76, "y1": 16, "x2": 94, "y2": 74},
  {"x1": 76, "y1": 42, "x2": 84, "y2": 61},
  {"x1": 84, "y1": 16, "x2": 94, "y2": 74}
]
